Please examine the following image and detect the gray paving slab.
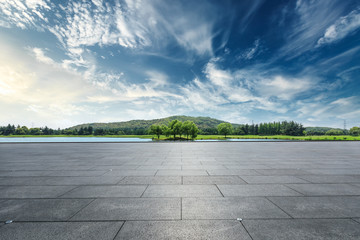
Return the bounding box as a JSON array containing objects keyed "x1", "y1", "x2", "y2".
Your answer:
[
  {"x1": 118, "y1": 176, "x2": 181, "y2": 185},
  {"x1": 142, "y1": 185, "x2": 222, "y2": 197},
  {"x1": 286, "y1": 183, "x2": 360, "y2": 196},
  {"x1": 0, "y1": 199, "x2": 93, "y2": 221},
  {"x1": 102, "y1": 170, "x2": 157, "y2": 176},
  {"x1": 268, "y1": 196, "x2": 360, "y2": 218},
  {"x1": 0, "y1": 171, "x2": 49, "y2": 177},
  {"x1": 91, "y1": 165, "x2": 140, "y2": 170},
  {"x1": 138, "y1": 165, "x2": 182, "y2": 170},
  {"x1": 241, "y1": 176, "x2": 309, "y2": 184},
  {"x1": 217, "y1": 184, "x2": 302, "y2": 197},
  {"x1": 298, "y1": 175, "x2": 360, "y2": 183},
  {"x1": 306, "y1": 168, "x2": 360, "y2": 175},
  {"x1": 0, "y1": 176, "x2": 123, "y2": 186},
  {"x1": 0, "y1": 222, "x2": 123, "y2": 240},
  {"x1": 255, "y1": 169, "x2": 312, "y2": 175},
  {"x1": 0, "y1": 186, "x2": 75, "y2": 198},
  {"x1": 116, "y1": 220, "x2": 251, "y2": 240},
  {"x1": 45, "y1": 170, "x2": 107, "y2": 177},
  {"x1": 156, "y1": 170, "x2": 208, "y2": 176},
  {"x1": 60, "y1": 185, "x2": 147, "y2": 198},
  {"x1": 243, "y1": 219, "x2": 360, "y2": 240},
  {"x1": 71, "y1": 198, "x2": 180, "y2": 220},
  {"x1": 183, "y1": 176, "x2": 246, "y2": 185},
  {"x1": 181, "y1": 165, "x2": 228, "y2": 170},
  {"x1": 224, "y1": 164, "x2": 272, "y2": 169},
  {"x1": 183, "y1": 197, "x2": 290, "y2": 219},
  {"x1": 207, "y1": 169, "x2": 261, "y2": 176}
]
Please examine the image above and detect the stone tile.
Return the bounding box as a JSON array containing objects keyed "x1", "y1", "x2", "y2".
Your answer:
[
  {"x1": 182, "y1": 165, "x2": 228, "y2": 170},
  {"x1": 243, "y1": 219, "x2": 360, "y2": 240},
  {"x1": 156, "y1": 170, "x2": 208, "y2": 176},
  {"x1": 0, "y1": 199, "x2": 93, "y2": 221},
  {"x1": 102, "y1": 170, "x2": 156, "y2": 176},
  {"x1": 297, "y1": 175, "x2": 360, "y2": 183},
  {"x1": 71, "y1": 198, "x2": 180, "y2": 220},
  {"x1": 207, "y1": 169, "x2": 261, "y2": 176},
  {"x1": 217, "y1": 184, "x2": 302, "y2": 197},
  {"x1": 0, "y1": 176, "x2": 123, "y2": 186},
  {"x1": 183, "y1": 176, "x2": 246, "y2": 185},
  {"x1": 138, "y1": 165, "x2": 182, "y2": 170},
  {"x1": 224, "y1": 164, "x2": 272, "y2": 169},
  {"x1": 286, "y1": 183, "x2": 360, "y2": 196},
  {"x1": 0, "y1": 171, "x2": 49, "y2": 177},
  {"x1": 118, "y1": 176, "x2": 181, "y2": 185},
  {"x1": 116, "y1": 220, "x2": 251, "y2": 240},
  {"x1": 91, "y1": 165, "x2": 140, "y2": 170},
  {"x1": 183, "y1": 197, "x2": 289, "y2": 219},
  {"x1": 306, "y1": 168, "x2": 360, "y2": 175},
  {"x1": 45, "y1": 170, "x2": 107, "y2": 177},
  {"x1": 142, "y1": 185, "x2": 222, "y2": 197},
  {"x1": 255, "y1": 169, "x2": 311, "y2": 175},
  {"x1": 0, "y1": 222, "x2": 123, "y2": 240},
  {"x1": 268, "y1": 196, "x2": 360, "y2": 218},
  {"x1": 241, "y1": 176, "x2": 308, "y2": 184},
  {"x1": 0, "y1": 186, "x2": 75, "y2": 198},
  {"x1": 60, "y1": 185, "x2": 147, "y2": 198}
]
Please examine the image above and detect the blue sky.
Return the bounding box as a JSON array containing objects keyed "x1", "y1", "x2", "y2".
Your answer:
[{"x1": 0, "y1": 0, "x2": 359, "y2": 128}]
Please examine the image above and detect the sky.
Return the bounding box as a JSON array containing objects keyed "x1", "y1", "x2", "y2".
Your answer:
[{"x1": 0, "y1": 0, "x2": 359, "y2": 129}]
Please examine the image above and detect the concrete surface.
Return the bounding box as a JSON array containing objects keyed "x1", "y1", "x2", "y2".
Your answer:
[{"x1": 0, "y1": 141, "x2": 359, "y2": 239}]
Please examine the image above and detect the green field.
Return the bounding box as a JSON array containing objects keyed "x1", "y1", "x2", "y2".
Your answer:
[{"x1": 1, "y1": 134, "x2": 359, "y2": 141}]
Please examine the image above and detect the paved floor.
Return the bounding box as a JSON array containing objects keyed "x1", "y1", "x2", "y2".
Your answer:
[{"x1": 0, "y1": 142, "x2": 360, "y2": 239}]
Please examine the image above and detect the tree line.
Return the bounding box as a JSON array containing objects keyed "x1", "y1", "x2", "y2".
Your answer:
[{"x1": 1, "y1": 122, "x2": 359, "y2": 137}]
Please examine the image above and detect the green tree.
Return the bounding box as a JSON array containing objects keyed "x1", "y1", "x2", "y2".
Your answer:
[
  {"x1": 182, "y1": 121, "x2": 199, "y2": 140},
  {"x1": 349, "y1": 127, "x2": 360, "y2": 136},
  {"x1": 168, "y1": 120, "x2": 183, "y2": 139},
  {"x1": 181, "y1": 121, "x2": 192, "y2": 140},
  {"x1": 325, "y1": 129, "x2": 344, "y2": 136},
  {"x1": 149, "y1": 124, "x2": 163, "y2": 139},
  {"x1": 189, "y1": 122, "x2": 199, "y2": 139},
  {"x1": 161, "y1": 124, "x2": 170, "y2": 137},
  {"x1": 217, "y1": 123, "x2": 233, "y2": 137}
]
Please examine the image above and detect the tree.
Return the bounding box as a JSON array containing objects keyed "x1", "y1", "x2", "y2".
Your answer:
[
  {"x1": 217, "y1": 123, "x2": 233, "y2": 138},
  {"x1": 181, "y1": 121, "x2": 192, "y2": 140},
  {"x1": 149, "y1": 125, "x2": 163, "y2": 139},
  {"x1": 325, "y1": 129, "x2": 344, "y2": 136},
  {"x1": 161, "y1": 125, "x2": 170, "y2": 137},
  {"x1": 168, "y1": 120, "x2": 183, "y2": 139},
  {"x1": 182, "y1": 121, "x2": 199, "y2": 140},
  {"x1": 189, "y1": 122, "x2": 199, "y2": 139},
  {"x1": 349, "y1": 127, "x2": 360, "y2": 136}
]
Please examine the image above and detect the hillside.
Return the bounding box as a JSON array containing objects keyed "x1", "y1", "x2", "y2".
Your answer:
[{"x1": 70, "y1": 115, "x2": 239, "y2": 133}]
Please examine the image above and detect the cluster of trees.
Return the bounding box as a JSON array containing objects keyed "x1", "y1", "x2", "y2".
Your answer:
[
  {"x1": 230, "y1": 121, "x2": 305, "y2": 136},
  {"x1": 0, "y1": 124, "x2": 62, "y2": 135},
  {"x1": 350, "y1": 127, "x2": 360, "y2": 136},
  {"x1": 149, "y1": 120, "x2": 199, "y2": 139}
]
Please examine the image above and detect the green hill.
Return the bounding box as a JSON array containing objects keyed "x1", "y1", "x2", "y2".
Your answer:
[{"x1": 70, "y1": 115, "x2": 239, "y2": 134}]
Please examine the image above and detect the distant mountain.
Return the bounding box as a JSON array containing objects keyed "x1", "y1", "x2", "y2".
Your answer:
[{"x1": 70, "y1": 115, "x2": 240, "y2": 132}]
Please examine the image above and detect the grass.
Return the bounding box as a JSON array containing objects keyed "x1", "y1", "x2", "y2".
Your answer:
[{"x1": 1, "y1": 134, "x2": 359, "y2": 141}]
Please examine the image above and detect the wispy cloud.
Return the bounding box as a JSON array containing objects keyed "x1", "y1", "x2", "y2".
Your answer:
[
  {"x1": 317, "y1": 8, "x2": 360, "y2": 46},
  {"x1": 279, "y1": 0, "x2": 347, "y2": 58}
]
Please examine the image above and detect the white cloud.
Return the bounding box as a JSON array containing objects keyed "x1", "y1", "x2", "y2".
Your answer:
[
  {"x1": 239, "y1": 39, "x2": 260, "y2": 60},
  {"x1": 258, "y1": 76, "x2": 315, "y2": 100},
  {"x1": 317, "y1": 9, "x2": 360, "y2": 46},
  {"x1": 0, "y1": 0, "x2": 50, "y2": 29},
  {"x1": 279, "y1": 0, "x2": 347, "y2": 58},
  {"x1": 30, "y1": 47, "x2": 55, "y2": 65}
]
